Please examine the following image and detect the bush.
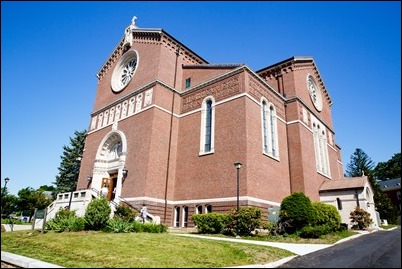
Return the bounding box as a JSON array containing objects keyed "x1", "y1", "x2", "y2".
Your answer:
[
  {"x1": 224, "y1": 207, "x2": 262, "y2": 236},
  {"x1": 279, "y1": 192, "x2": 314, "y2": 233},
  {"x1": 350, "y1": 207, "x2": 373, "y2": 230},
  {"x1": 105, "y1": 218, "x2": 132, "y2": 233},
  {"x1": 299, "y1": 225, "x2": 331, "y2": 238},
  {"x1": 113, "y1": 205, "x2": 137, "y2": 223},
  {"x1": 192, "y1": 212, "x2": 228, "y2": 234},
  {"x1": 84, "y1": 197, "x2": 111, "y2": 231},
  {"x1": 45, "y1": 208, "x2": 85, "y2": 232},
  {"x1": 142, "y1": 223, "x2": 168, "y2": 233},
  {"x1": 311, "y1": 202, "x2": 341, "y2": 232},
  {"x1": 339, "y1": 223, "x2": 348, "y2": 231}
]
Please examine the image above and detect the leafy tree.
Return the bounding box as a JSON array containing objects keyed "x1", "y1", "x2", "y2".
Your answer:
[
  {"x1": 344, "y1": 148, "x2": 399, "y2": 223},
  {"x1": 345, "y1": 148, "x2": 375, "y2": 177},
  {"x1": 1, "y1": 187, "x2": 18, "y2": 217},
  {"x1": 16, "y1": 187, "x2": 52, "y2": 220},
  {"x1": 373, "y1": 153, "x2": 401, "y2": 180},
  {"x1": 365, "y1": 170, "x2": 399, "y2": 224},
  {"x1": 53, "y1": 130, "x2": 86, "y2": 197},
  {"x1": 38, "y1": 184, "x2": 56, "y2": 192}
]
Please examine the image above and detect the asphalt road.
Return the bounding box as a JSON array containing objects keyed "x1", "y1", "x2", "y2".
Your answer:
[{"x1": 278, "y1": 227, "x2": 401, "y2": 268}]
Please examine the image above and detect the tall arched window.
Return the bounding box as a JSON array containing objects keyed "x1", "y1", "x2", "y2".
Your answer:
[
  {"x1": 311, "y1": 115, "x2": 330, "y2": 177},
  {"x1": 182, "y1": 206, "x2": 188, "y2": 227},
  {"x1": 262, "y1": 101, "x2": 268, "y2": 153},
  {"x1": 261, "y1": 99, "x2": 279, "y2": 158},
  {"x1": 200, "y1": 97, "x2": 215, "y2": 155},
  {"x1": 269, "y1": 105, "x2": 277, "y2": 157}
]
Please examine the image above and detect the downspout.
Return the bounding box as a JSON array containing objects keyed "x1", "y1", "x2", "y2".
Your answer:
[{"x1": 163, "y1": 46, "x2": 180, "y2": 223}]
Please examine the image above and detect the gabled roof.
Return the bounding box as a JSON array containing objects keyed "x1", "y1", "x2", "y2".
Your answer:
[
  {"x1": 319, "y1": 177, "x2": 369, "y2": 192},
  {"x1": 256, "y1": 56, "x2": 333, "y2": 106}
]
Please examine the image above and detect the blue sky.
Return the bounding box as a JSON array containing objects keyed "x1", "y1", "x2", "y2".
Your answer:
[{"x1": 1, "y1": 1, "x2": 401, "y2": 195}]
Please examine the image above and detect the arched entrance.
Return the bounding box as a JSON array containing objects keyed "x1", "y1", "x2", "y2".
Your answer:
[{"x1": 92, "y1": 130, "x2": 127, "y2": 202}]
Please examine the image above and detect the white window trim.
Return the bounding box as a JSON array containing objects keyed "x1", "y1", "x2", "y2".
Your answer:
[
  {"x1": 261, "y1": 98, "x2": 279, "y2": 159},
  {"x1": 199, "y1": 96, "x2": 215, "y2": 155}
]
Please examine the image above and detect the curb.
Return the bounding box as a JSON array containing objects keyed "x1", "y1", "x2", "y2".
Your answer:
[
  {"x1": 224, "y1": 255, "x2": 299, "y2": 268},
  {"x1": 1, "y1": 251, "x2": 64, "y2": 268}
]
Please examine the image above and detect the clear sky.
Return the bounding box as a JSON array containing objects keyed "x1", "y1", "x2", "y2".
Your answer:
[{"x1": 1, "y1": 1, "x2": 401, "y2": 195}]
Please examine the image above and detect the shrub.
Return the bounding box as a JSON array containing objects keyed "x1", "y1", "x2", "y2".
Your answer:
[
  {"x1": 350, "y1": 207, "x2": 373, "y2": 230},
  {"x1": 311, "y1": 202, "x2": 341, "y2": 232},
  {"x1": 192, "y1": 212, "x2": 228, "y2": 234},
  {"x1": 84, "y1": 197, "x2": 111, "y2": 231},
  {"x1": 299, "y1": 225, "x2": 331, "y2": 238},
  {"x1": 142, "y1": 223, "x2": 168, "y2": 233},
  {"x1": 224, "y1": 207, "x2": 262, "y2": 236},
  {"x1": 105, "y1": 218, "x2": 132, "y2": 233},
  {"x1": 113, "y1": 205, "x2": 137, "y2": 223},
  {"x1": 339, "y1": 223, "x2": 348, "y2": 231},
  {"x1": 279, "y1": 192, "x2": 314, "y2": 233},
  {"x1": 45, "y1": 208, "x2": 85, "y2": 232}
]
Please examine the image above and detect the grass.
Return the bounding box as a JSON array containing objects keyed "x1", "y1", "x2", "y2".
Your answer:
[
  {"x1": 1, "y1": 230, "x2": 294, "y2": 268},
  {"x1": 380, "y1": 224, "x2": 398, "y2": 230}
]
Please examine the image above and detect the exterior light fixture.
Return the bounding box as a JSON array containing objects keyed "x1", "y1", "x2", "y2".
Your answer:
[{"x1": 122, "y1": 168, "x2": 128, "y2": 181}]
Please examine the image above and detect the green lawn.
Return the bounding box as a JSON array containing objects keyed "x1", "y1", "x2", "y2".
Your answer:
[{"x1": 1, "y1": 230, "x2": 294, "y2": 268}]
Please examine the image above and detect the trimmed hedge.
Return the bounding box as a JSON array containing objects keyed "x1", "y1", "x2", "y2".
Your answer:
[
  {"x1": 279, "y1": 192, "x2": 314, "y2": 233},
  {"x1": 311, "y1": 202, "x2": 341, "y2": 231}
]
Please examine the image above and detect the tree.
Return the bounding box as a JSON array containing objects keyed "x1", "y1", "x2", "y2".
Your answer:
[
  {"x1": 373, "y1": 153, "x2": 401, "y2": 180},
  {"x1": 1, "y1": 187, "x2": 18, "y2": 217},
  {"x1": 16, "y1": 187, "x2": 52, "y2": 220},
  {"x1": 345, "y1": 148, "x2": 375, "y2": 177},
  {"x1": 53, "y1": 130, "x2": 86, "y2": 197},
  {"x1": 38, "y1": 184, "x2": 56, "y2": 192},
  {"x1": 345, "y1": 149, "x2": 399, "y2": 224}
]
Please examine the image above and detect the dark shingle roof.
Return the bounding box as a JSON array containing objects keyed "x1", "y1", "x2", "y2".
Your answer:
[{"x1": 377, "y1": 178, "x2": 401, "y2": 191}]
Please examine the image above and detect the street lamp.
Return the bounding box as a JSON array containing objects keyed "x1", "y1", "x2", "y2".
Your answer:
[
  {"x1": 4, "y1": 177, "x2": 10, "y2": 189},
  {"x1": 233, "y1": 162, "x2": 242, "y2": 213}
]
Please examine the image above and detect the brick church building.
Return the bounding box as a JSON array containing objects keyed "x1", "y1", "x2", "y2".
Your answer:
[{"x1": 67, "y1": 17, "x2": 378, "y2": 228}]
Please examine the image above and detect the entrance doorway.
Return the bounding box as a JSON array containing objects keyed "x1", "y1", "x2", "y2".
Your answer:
[{"x1": 101, "y1": 174, "x2": 117, "y2": 201}]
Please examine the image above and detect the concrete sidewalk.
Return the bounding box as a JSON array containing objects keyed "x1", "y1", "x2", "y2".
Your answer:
[{"x1": 172, "y1": 229, "x2": 386, "y2": 268}]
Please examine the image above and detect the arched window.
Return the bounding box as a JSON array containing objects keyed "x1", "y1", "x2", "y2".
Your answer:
[
  {"x1": 205, "y1": 205, "x2": 212, "y2": 213},
  {"x1": 262, "y1": 101, "x2": 268, "y2": 153},
  {"x1": 196, "y1": 205, "x2": 203, "y2": 214},
  {"x1": 269, "y1": 105, "x2": 277, "y2": 157},
  {"x1": 200, "y1": 97, "x2": 215, "y2": 155},
  {"x1": 174, "y1": 207, "x2": 180, "y2": 227},
  {"x1": 182, "y1": 206, "x2": 188, "y2": 227},
  {"x1": 261, "y1": 99, "x2": 279, "y2": 158},
  {"x1": 311, "y1": 115, "x2": 330, "y2": 177}
]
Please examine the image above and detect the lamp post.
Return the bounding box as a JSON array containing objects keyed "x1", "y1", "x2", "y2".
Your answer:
[
  {"x1": 1, "y1": 177, "x2": 10, "y2": 216},
  {"x1": 234, "y1": 162, "x2": 242, "y2": 212},
  {"x1": 234, "y1": 162, "x2": 242, "y2": 237}
]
